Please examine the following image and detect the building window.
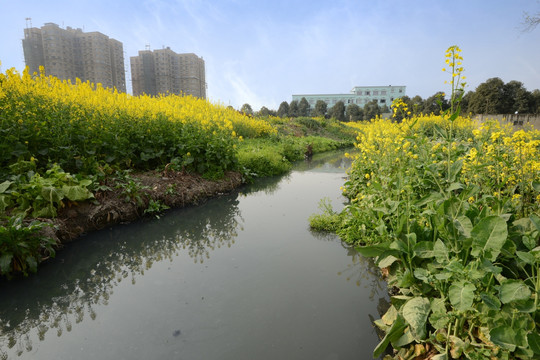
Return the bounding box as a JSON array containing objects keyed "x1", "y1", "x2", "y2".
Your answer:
[
  {"x1": 365, "y1": 91, "x2": 370, "y2": 95},
  {"x1": 381, "y1": 91, "x2": 387, "y2": 95},
  {"x1": 380, "y1": 99, "x2": 386, "y2": 103},
  {"x1": 373, "y1": 91, "x2": 379, "y2": 95},
  {"x1": 399, "y1": 89, "x2": 403, "y2": 93}
]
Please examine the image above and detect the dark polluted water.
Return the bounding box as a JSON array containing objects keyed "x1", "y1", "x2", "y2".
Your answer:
[{"x1": 0, "y1": 151, "x2": 388, "y2": 360}]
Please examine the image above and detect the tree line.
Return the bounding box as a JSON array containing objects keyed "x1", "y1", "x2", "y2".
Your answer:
[{"x1": 238, "y1": 77, "x2": 540, "y2": 121}]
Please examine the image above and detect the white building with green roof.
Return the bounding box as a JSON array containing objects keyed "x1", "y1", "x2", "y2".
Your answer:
[{"x1": 292, "y1": 85, "x2": 406, "y2": 108}]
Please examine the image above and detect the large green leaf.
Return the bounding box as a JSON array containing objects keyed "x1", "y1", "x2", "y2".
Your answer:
[
  {"x1": 0, "y1": 180, "x2": 12, "y2": 193},
  {"x1": 490, "y1": 326, "x2": 516, "y2": 351},
  {"x1": 62, "y1": 185, "x2": 94, "y2": 201},
  {"x1": 530, "y1": 213, "x2": 540, "y2": 233},
  {"x1": 355, "y1": 244, "x2": 388, "y2": 257},
  {"x1": 448, "y1": 280, "x2": 476, "y2": 312},
  {"x1": 413, "y1": 241, "x2": 434, "y2": 258},
  {"x1": 528, "y1": 332, "x2": 540, "y2": 355},
  {"x1": 499, "y1": 279, "x2": 532, "y2": 304},
  {"x1": 480, "y1": 292, "x2": 501, "y2": 310},
  {"x1": 0, "y1": 194, "x2": 11, "y2": 212},
  {"x1": 433, "y1": 239, "x2": 449, "y2": 263},
  {"x1": 40, "y1": 186, "x2": 63, "y2": 204},
  {"x1": 378, "y1": 255, "x2": 399, "y2": 268},
  {"x1": 429, "y1": 298, "x2": 450, "y2": 330},
  {"x1": 470, "y1": 216, "x2": 508, "y2": 261},
  {"x1": 453, "y1": 215, "x2": 472, "y2": 238},
  {"x1": 402, "y1": 297, "x2": 430, "y2": 340},
  {"x1": 373, "y1": 315, "x2": 407, "y2": 358},
  {"x1": 516, "y1": 251, "x2": 535, "y2": 265}
]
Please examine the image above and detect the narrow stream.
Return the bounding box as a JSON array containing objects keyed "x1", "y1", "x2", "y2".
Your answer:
[{"x1": 0, "y1": 151, "x2": 387, "y2": 360}]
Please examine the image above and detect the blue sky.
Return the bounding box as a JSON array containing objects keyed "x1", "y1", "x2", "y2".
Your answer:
[{"x1": 1, "y1": 0, "x2": 539, "y2": 110}]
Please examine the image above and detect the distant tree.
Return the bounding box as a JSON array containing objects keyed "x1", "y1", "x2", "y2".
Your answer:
[
  {"x1": 329, "y1": 101, "x2": 346, "y2": 121},
  {"x1": 363, "y1": 100, "x2": 381, "y2": 121},
  {"x1": 531, "y1": 89, "x2": 540, "y2": 114},
  {"x1": 502, "y1": 80, "x2": 531, "y2": 113},
  {"x1": 277, "y1": 101, "x2": 289, "y2": 117},
  {"x1": 227, "y1": 105, "x2": 235, "y2": 111},
  {"x1": 240, "y1": 103, "x2": 253, "y2": 115},
  {"x1": 345, "y1": 103, "x2": 362, "y2": 121},
  {"x1": 298, "y1": 97, "x2": 311, "y2": 117},
  {"x1": 289, "y1": 100, "x2": 299, "y2": 117},
  {"x1": 313, "y1": 100, "x2": 328, "y2": 117},
  {"x1": 258, "y1": 106, "x2": 270, "y2": 117},
  {"x1": 460, "y1": 91, "x2": 474, "y2": 114},
  {"x1": 410, "y1": 95, "x2": 424, "y2": 115},
  {"x1": 468, "y1": 77, "x2": 505, "y2": 114},
  {"x1": 422, "y1": 91, "x2": 450, "y2": 115},
  {"x1": 380, "y1": 104, "x2": 390, "y2": 113}
]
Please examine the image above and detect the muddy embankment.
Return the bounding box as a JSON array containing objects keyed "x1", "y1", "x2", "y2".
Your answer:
[{"x1": 40, "y1": 170, "x2": 244, "y2": 245}]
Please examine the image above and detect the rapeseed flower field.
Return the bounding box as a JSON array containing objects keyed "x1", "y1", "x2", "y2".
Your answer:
[{"x1": 312, "y1": 46, "x2": 540, "y2": 359}]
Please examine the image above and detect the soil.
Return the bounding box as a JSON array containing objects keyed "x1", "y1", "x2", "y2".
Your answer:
[{"x1": 39, "y1": 169, "x2": 244, "y2": 246}]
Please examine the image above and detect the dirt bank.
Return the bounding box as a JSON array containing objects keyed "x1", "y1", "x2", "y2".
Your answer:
[{"x1": 40, "y1": 170, "x2": 244, "y2": 245}]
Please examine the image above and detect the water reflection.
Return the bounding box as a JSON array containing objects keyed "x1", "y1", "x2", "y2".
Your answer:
[
  {"x1": 0, "y1": 150, "x2": 380, "y2": 359},
  {"x1": 0, "y1": 187, "x2": 252, "y2": 356},
  {"x1": 295, "y1": 149, "x2": 354, "y2": 173},
  {"x1": 338, "y1": 244, "x2": 385, "y2": 301}
]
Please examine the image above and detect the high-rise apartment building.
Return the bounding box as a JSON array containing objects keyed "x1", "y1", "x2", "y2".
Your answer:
[
  {"x1": 131, "y1": 47, "x2": 206, "y2": 98},
  {"x1": 22, "y1": 22, "x2": 126, "y2": 92}
]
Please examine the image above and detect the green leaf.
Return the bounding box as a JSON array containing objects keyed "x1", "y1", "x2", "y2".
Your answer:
[
  {"x1": 41, "y1": 186, "x2": 63, "y2": 204},
  {"x1": 0, "y1": 180, "x2": 13, "y2": 193},
  {"x1": 528, "y1": 332, "x2": 540, "y2": 355},
  {"x1": 393, "y1": 327, "x2": 415, "y2": 347},
  {"x1": 355, "y1": 244, "x2": 388, "y2": 257},
  {"x1": 514, "y1": 298, "x2": 536, "y2": 313},
  {"x1": 449, "y1": 280, "x2": 476, "y2": 312},
  {"x1": 446, "y1": 182, "x2": 464, "y2": 192},
  {"x1": 0, "y1": 254, "x2": 13, "y2": 274},
  {"x1": 378, "y1": 255, "x2": 399, "y2": 268},
  {"x1": 398, "y1": 269, "x2": 416, "y2": 288},
  {"x1": 61, "y1": 185, "x2": 94, "y2": 201},
  {"x1": 453, "y1": 215, "x2": 472, "y2": 238},
  {"x1": 530, "y1": 213, "x2": 540, "y2": 233},
  {"x1": 471, "y1": 216, "x2": 508, "y2": 261},
  {"x1": 448, "y1": 159, "x2": 463, "y2": 183},
  {"x1": 532, "y1": 181, "x2": 540, "y2": 192},
  {"x1": 373, "y1": 315, "x2": 407, "y2": 358},
  {"x1": 415, "y1": 191, "x2": 444, "y2": 207},
  {"x1": 413, "y1": 241, "x2": 434, "y2": 258},
  {"x1": 381, "y1": 305, "x2": 398, "y2": 326},
  {"x1": 499, "y1": 280, "x2": 532, "y2": 304},
  {"x1": 433, "y1": 239, "x2": 449, "y2": 263},
  {"x1": 431, "y1": 354, "x2": 448, "y2": 360},
  {"x1": 490, "y1": 326, "x2": 516, "y2": 351},
  {"x1": 413, "y1": 268, "x2": 431, "y2": 283},
  {"x1": 402, "y1": 297, "x2": 430, "y2": 340},
  {"x1": 0, "y1": 194, "x2": 11, "y2": 212},
  {"x1": 480, "y1": 292, "x2": 501, "y2": 310},
  {"x1": 516, "y1": 251, "x2": 535, "y2": 265}
]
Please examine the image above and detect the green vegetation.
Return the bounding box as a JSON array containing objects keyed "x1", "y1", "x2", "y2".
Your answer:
[
  {"x1": 0, "y1": 65, "x2": 356, "y2": 278},
  {"x1": 311, "y1": 46, "x2": 540, "y2": 359}
]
